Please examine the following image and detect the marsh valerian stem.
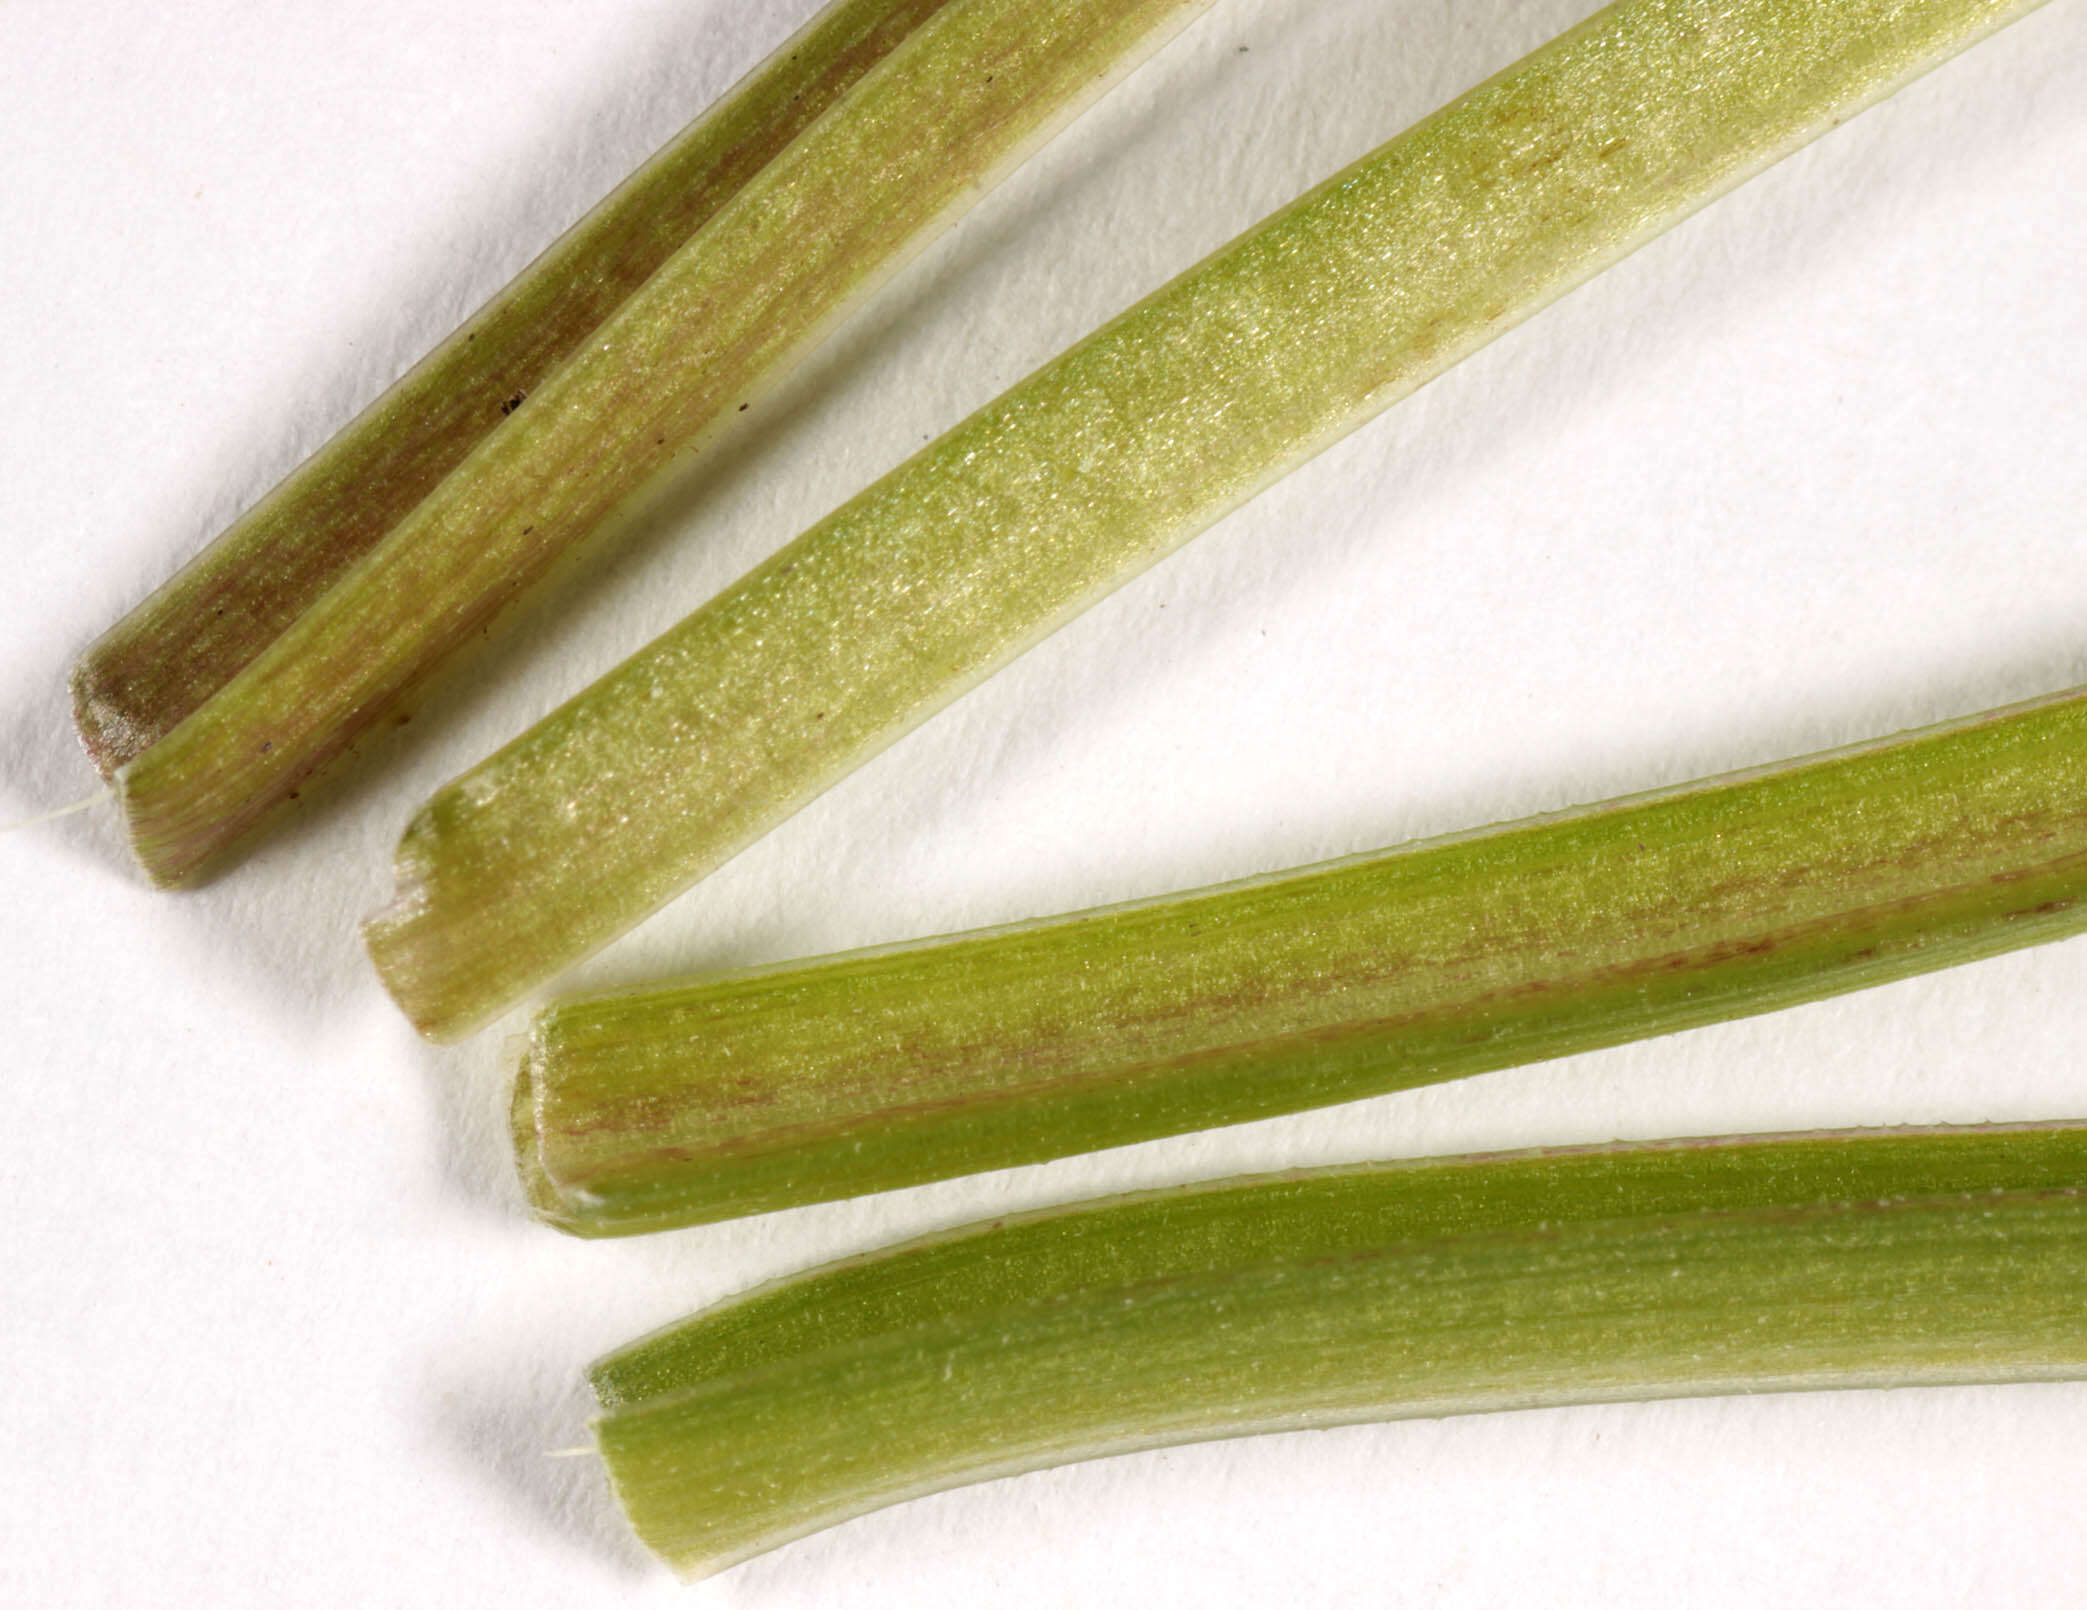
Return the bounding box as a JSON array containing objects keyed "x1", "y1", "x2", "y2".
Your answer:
[{"x1": 514, "y1": 686, "x2": 2087, "y2": 1235}]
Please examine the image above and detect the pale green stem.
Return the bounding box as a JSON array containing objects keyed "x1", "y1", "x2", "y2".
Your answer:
[
  {"x1": 514, "y1": 686, "x2": 2087, "y2": 1236},
  {"x1": 104, "y1": 0, "x2": 1218, "y2": 886},
  {"x1": 589, "y1": 1123, "x2": 2087, "y2": 1579},
  {"x1": 368, "y1": 0, "x2": 2047, "y2": 1041}
]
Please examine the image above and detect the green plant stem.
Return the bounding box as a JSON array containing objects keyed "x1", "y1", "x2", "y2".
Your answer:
[
  {"x1": 71, "y1": 0, "x2": 950, "y2": 779},
  {"x1": 514, "y1": 686, "x2": 2087, "y2": 1236},
  {"x1": 101, "y1": 0, "x2": 1216, "y2": 886},
  {"x1": 365, "y1": 0, "x2": 2047, "y2": 1041},
  {"x1": 588, "y1": 1123, "x2": 2087, "y2": 1579}
]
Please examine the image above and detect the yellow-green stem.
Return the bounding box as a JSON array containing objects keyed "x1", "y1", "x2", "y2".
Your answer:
[{"x1": 368, "y1": 0, "x2": 2047, "y2": 1040}]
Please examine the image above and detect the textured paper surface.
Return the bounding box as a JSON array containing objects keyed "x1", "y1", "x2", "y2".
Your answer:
[{"x1": 2, "y1": 1, "x2": 2084, "y2": 1604}]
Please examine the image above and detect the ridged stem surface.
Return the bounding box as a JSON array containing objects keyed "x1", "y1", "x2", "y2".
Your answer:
[
  {"x1": 107, "y1": 0, "x2": 1215, "y2": 885},
  {"x1": 590, "y1": 1124, "x2": 2087, "y2": 1579},
  {"x1": 368, "y1": 0, "x2": 2046, "y2": 1039},
  {"x1": 516, "y1": 687, "x2": 2087, "y2": 1235},
  {"x1": 72, "y1": 0, "x2": 951, "y2": 779}
]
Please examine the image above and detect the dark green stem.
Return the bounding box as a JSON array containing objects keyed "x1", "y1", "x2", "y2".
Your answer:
[{"x1": 591, "y1": 1123, "x2": 2087, "y2": 1578}]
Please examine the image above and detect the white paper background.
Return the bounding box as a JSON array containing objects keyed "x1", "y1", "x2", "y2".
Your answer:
[{"x1": 4, "y1": 1, "x2": 2085, "y2": 1604}]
